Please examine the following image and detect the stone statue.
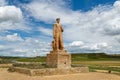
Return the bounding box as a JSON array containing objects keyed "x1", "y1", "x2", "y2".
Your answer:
[
  {"x1": 47, "y1": 18, "x2": 71, "y2": 69},
  {"x1": 53, "y1": 18, "x2": 64, "y2": 51}
]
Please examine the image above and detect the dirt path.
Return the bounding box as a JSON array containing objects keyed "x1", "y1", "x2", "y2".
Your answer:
[{"x1": 0, "y1": 68, "x2": 120, "y2": 80}]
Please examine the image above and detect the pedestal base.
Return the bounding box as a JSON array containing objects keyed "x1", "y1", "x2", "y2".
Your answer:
[
  {"x1": 9, "y1": 67, "x2": 89, "y2": 76},
  {"x1": 46, "y1": 50, "x2": 71, "y2": 69}
]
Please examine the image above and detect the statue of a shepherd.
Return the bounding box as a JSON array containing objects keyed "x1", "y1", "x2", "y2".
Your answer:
[{"x1": 52, "y1": 18, "x2": 64, "y2": 51}]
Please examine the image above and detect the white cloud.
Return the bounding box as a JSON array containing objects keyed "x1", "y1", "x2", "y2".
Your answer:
[
  {"x1": 0, "y1": 33, "x2": 24, "y2": 42},
  {"x1": 0, "y1": 45, "x2": 4, "y2": 48},
  {"x1": 0, "y1": 6, "x2": 22, "y2": 22},
  {"x1": 69, "y1": 41, "x2": 84, "y2": 47},
  {"x1": 0, "y1": 37, "x2": 51, "y2": 57},
  {"x1": 0, "y1": 5, "x2": 31, "y2": 32},
  {"x1": 0, "y1": 6, "x2": 21, "y2": 30},
  {"x1": 113, "y1": 35, "x2": 120, "y2": 45},
  {"x1": 0, "y1": 0, "x2": 7, "y2": 6},
  {"x1": 25, "y1": 0, "x2": 72, "y2": 24},
  {"x1": 68, "y1": 41, "x2": 111, "y2": 53},
  {"x1": 90, "y1": 42, "x2": 109, "y2": 50},
  {"x1": 114, "y1": 0, "x2": 120, "y2": 7},
  {"x1": 6, "y1": 33, "x2": 24, "y2": 41},
  {"x1": 38, "y1": 27, "x2": 52, "y2": 36},
  {"x1": 0, "y1": 21, "x2": 31, "y2": 32}
]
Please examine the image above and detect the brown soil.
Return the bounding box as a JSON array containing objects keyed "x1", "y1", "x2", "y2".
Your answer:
[{"x1": 0, "y1": 68, "x2": 120, "y2": 80}]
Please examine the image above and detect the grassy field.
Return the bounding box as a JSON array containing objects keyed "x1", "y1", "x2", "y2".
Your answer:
[
  {"x1": 72, "y1": 61, "x2": 120, "y2": 74},
  {"x1": 0, "y1": 53, "x2": 120, "y2": 74},
  {"x1": 72, "y1": 61, "x2": 120, "y2": 66},
  {"x1": 71, "y1": 53, "x2": 120, "y2": 61},
  {"x1": 0, "y1": 56, "x2": 46, "y2": 63},
  {"x1": 71, "y1": 53, "x2": 120, "y2": 74}
]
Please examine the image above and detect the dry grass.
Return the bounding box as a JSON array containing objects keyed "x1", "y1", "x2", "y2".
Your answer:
[
  {"x1": 0, "y1": 64, "x2": 12, "y2": 68},
  {"x1": 73, "y1": 61, "x2": 120, "y2": 66}
]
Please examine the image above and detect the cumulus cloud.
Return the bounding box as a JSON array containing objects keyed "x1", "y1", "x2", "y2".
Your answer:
[
  {"x1": 68, "y1": 41, "x2": 111, "y2": 53},
  {"x1": 114, "y1": 0, "x2": 120, "y2": 7},
  {"x1": 0, "y1": 22, "x2": 31, "y2": 33},
  {"x1": 0, "y1": 5, "x2": 31, "y2": 32},
  {"x1": 0, "y1": 33, "x2": 23, "y2": 41},
  {"x1": 90, "y1": 42, "x2": 109, "y2": 50},
  {"x1": 114, "y1": 35, "x2": 120, "y2": 43},
  {"x1": 4, "y1": 33, "x2": 23, "y2": 41},
  {"x1": 38, "y1": 27, "x2": 52, "y2": 36},
  {"x1": 0, "y1": 0, "x2": 7, "y2": 6},
  {"x1": 0, "y1": 45, "x2": 4, "y2": 48},
  {"x1": 0, "y1": 5, "x2": 28, "y2": 32},
  {"x1": 69, "y1": 41, "x2": 84, "y2": 47},
  {"x1": 25, "y1": 0, "x2": 72, "y2": 24},
  {"x1": 0, "y1": 6, "x2": 22, "y2": 22},
  {"x1": 0, "y1": 37, "x2": 51, "y2": 57}
]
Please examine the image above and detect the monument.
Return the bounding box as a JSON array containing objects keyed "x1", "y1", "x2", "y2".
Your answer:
[
  {"x1": 46, "y1": 18, "x2": 71, "y2": 69},
  {"x1": 9, "y1": 18, "x2": 89, "y2": 76}
]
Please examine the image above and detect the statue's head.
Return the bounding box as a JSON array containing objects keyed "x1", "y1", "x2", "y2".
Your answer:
[{"x1": 56, "y1": 18, "x2": 60, "y2": 23}]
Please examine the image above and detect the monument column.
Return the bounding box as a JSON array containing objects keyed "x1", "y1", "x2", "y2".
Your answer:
[{"x1": 46, "y1": 18, "x2": 71, "y2": 69}]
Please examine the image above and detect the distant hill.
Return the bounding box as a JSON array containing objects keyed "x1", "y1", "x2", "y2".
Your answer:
[{"x1": 71, "y1": 53, "x2": 120, "y2": 61}]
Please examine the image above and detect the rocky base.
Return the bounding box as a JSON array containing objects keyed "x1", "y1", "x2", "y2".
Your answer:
[{"x1": 8, "y1": 66, "x2": 89, "y2": 76}]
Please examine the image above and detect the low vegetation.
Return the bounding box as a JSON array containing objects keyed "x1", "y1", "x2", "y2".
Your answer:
[
  {"x1": 71, "y1": 53, "x2": 120, "y2": 61},
  {"x1": 0, "y1": 56, "x2": 46, "y2": 63},
  {"x1": 0, "y1": 53, "x2": 120, "y2": 74},
  {"x1": 71, "y1": 53, "x2": 120, "y2": 74}
]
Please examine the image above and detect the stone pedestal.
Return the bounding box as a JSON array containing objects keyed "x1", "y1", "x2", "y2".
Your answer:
[
  {"x1": 9, "y1": 50, "x2": 89, "y2": 76},
  {"x1": 46, "y1": 50, "x2": 71, "y2": 69}
]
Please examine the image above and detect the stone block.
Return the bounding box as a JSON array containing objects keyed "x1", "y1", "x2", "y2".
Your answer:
[{"x1": 46, "y1": 50, "x2": 71, "y2": 69}]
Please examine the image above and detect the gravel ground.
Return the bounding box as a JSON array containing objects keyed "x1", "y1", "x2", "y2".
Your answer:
[{"x1": 0, "y1": 68, "x2": 120, "y2": 80}]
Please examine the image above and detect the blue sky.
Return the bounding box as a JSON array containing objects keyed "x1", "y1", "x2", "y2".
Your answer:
[
  {"x1": 0, "y1": 0, "x2": 120, "y2": 57},
  {"x1": 72, "y1": 0, "x2": 115, "y2": 11}
]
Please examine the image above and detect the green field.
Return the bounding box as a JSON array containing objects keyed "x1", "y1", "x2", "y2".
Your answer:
[
  {"x1": 71, "y1": 53, "x2": 120, "y2": 61},
  {"x1": 72, "y1": 61, "x2": 120, "y2": 73},
  {"x1": 71, "y1": 53, "x2": 120, "y2": 74}
]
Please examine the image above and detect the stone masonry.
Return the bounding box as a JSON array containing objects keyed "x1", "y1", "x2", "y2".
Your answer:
[{"x1": 46, "y1": 50, "x2": 71, "y2": 69}]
